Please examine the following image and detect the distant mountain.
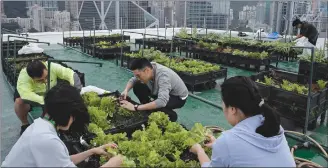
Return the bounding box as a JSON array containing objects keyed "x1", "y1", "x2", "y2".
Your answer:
[{"x1": 3, "y1": 1, "x2": 27, "y2": 18}]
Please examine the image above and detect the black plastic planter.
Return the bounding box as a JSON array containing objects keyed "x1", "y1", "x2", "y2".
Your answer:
[
  {"x1": 249, "y1": 74, "x2": 272, "y2": 100},
  {"x1": 185, "y1": 46, "x2": 271, "y2": 72},
  {"x1": 95, "y1": 46, "x2": 131, "y2": 59},
  {"x1": 176, "y1": 67, "x2": 227, "y2": 92},
  {"x1": 65, "y1": 35, "x2": 130, "y2": 47},
  {"x1": 251, "y1": 70, "x2": 328, "y2": 127},
  {"x1": 59, "y1": 91, "x2": 178, "y2": 153},
  {"x1": 219, "y1": 53, "x2": 270, "y2": 72},
  {"x1": 298, "y1": 60, "x2": 328, "y2": 81}
]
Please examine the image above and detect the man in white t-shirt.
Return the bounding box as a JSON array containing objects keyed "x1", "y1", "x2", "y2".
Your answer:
[{"x1": 2, "y1": 84, "x2": 123, "y2": 167}]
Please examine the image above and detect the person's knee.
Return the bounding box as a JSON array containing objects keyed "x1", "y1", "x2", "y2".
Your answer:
[
  {"x1": 15, "y1": 98, "x2": 25, "y2": 106},
  {"x1": 15, "y1": 98, "x2": 30, "y2": 111}
]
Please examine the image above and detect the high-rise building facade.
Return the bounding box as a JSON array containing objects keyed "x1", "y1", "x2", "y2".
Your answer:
[
  {"x1": 54, "y1": 10, "x2": 70, "y2": 31},
  {"x1": 149, "y1": 1, "x2": 174, "y2": 28},
  {"x1": 29, "y1": 5, "x2": 45, "y2": 32},
  {"x1": 175, "y1": 1, "x2": 230, "y2": 30},
  {"x1": 2, "y1": 17, "x2": 32, "y2": 30},
  {"x1": 65, "y1": 1, "x2": 78, "y2": 20},
  {"x1": 256, "y1": 3, "x2": 266, "y2": 24}
]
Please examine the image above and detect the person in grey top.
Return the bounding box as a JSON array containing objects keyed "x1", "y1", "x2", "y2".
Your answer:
[{"x1": 120, "y1": 58, "x2": 188, "y2": 121}]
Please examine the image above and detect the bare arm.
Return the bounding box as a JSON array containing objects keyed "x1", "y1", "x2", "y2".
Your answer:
[
  {"x1": 137, "y1": 101, "x2": 157, "y2": 111},
  {"x1": 196, "y1": 148, "x2": 211, "y2": 166},
  {"x1": 124, "y1": 80, "x2": 134, "y2": 92},
  {"x1": 70, "y1": 149, "x2": 95, "y2": 165}
]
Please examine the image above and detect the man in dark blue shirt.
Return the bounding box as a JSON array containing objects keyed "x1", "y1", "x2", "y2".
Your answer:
[{"x1": 292, "y1": 18, "x2": 319, "y2": 46}]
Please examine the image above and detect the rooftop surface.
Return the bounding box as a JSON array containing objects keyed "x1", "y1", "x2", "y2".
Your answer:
[{"x1": 1, "y1": 30, "x2": 328, "y2": 165}]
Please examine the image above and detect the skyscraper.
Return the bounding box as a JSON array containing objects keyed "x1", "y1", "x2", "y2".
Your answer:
[
  {"x1": 54, "y1": 10, "x2": 70, "y2": 31},
  {"x1": 256, "y1": 2, "x2": 266, "y2": 24},
  {"x1": 29, "y1": 5, "x2": 45, "y2": 32},
  {"x1": 149, "y1": 1, "x2": 174, "y2": 28},
  {"x1": 27, "y1": 1, "x2": 58, "y2": 19},
  {"x1": 65, "y1": 1, "x2": 78, "y2": 20},
  {"x1": 1, "y1": 1, "x2": 4, "y2": 15},
  {"x1": 175, "y1": 1, "x2": 230, "y2": 30}
]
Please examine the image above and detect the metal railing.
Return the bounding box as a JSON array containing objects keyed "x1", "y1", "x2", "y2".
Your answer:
[
  {"x1": 6, "y1": 35, "x2": 39, "y2": 58},
  {"x1": 290, "y1": 46, "x2": 315, "y2": 135}
]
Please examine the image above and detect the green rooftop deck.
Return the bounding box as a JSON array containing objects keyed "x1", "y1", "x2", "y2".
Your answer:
[{"x1": 1, "y1": 44, "x2": 327, "y2": 166}]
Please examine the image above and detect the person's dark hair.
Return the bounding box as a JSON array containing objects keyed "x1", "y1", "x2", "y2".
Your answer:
[
  {"x1": 130, "y1": 58, "x2": 153, "y2": 71},
  {"x1": 26, "y1": 60, "x2": 47, "y2": 78},
  {"x1": 44, "y1": 83, "x2": 90, "y2": 130},
  {"x1": 221, "y1": 76, "x2": 280, "y2": 137},
  {"x1": 292, "y1": 18, "x2": 302, "y2": 27}
]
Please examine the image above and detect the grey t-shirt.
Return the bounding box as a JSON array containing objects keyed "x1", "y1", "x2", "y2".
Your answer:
[
  {"x1": 1, "y1": 118, "x2": 76, "y2": 167},
  {"x1": 129, "y1": 62, "x2": 188, "y2": 108}
]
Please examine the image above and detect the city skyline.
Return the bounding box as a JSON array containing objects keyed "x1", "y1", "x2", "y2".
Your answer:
[{"x1": 1, "y1": 0, "x2": 327, "y2": 35}]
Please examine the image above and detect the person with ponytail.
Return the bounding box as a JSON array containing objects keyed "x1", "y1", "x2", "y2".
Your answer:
[
  {"x1": 190, "y1": 76, "x2": 296, "y2": 167},
  {"x1": 2, "y1": 83, "x2": 122, "y2": 167}
]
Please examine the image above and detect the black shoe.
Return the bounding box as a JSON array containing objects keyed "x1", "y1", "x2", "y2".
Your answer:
[{"x1": 20, "y1": 124, "x2": 30, "y2": 135}]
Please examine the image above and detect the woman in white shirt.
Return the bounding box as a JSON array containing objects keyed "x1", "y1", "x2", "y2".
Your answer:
[{"x1": 2, "y1": 84, "x2": 122, "y2": 167}]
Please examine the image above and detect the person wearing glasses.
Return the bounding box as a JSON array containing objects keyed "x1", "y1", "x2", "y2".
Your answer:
[
  {"x1": 14, "y1": 60, "x2": 83, "y2": 135},
  {"x1": 120, "y1": 58, "x2": 188, "y2": 122},
  {"x1": 2, "y1": 84, "x2": 123, "y2": 167}
]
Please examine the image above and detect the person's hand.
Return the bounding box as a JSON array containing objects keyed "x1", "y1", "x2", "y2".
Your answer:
[
  {"x1": 121, "y1": 89, "x2": 128, "y2": 100},
  {"x1": 91, "y1": 143, "x2": 118, "y2": 156},
  {"x1": 190, "y1": 143, "x2": 203, "y2": 155},
  {"x1": 120, "y1": 100, "x2": 135, "y2": 111},
  {"x1": 102, "y1": 155, "x2": 123, "y2": 167},
  {"x1": 204, "y1": 135, "x2": 216, "y2": 148}
]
